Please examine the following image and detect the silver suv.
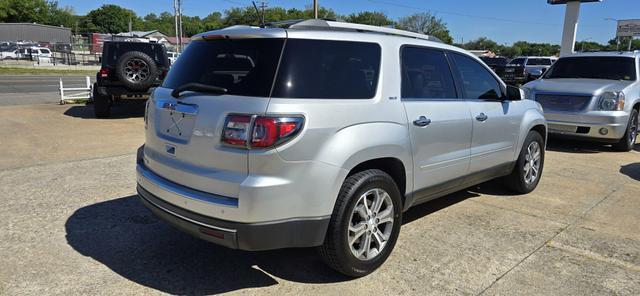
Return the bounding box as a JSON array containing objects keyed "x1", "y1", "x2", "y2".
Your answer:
[
  {"x1": 522, "y1": 51, "x2": 639, "y2": 151},
  {"x1": 136, "y1": 20, "x2": 547, "y2": 277}
]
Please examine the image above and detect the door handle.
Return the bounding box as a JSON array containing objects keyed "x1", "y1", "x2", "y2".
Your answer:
[
  {"x1": 413, "y1": 116, "x2": 431, "y2": 127},
  {"x1": 475, "y1": 113, "x2": 488, "y2": 122}
]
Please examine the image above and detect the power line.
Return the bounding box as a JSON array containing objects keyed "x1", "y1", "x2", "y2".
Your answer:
[{"x1": 368, "y1": 0, "x2": 565, "y2": 27}]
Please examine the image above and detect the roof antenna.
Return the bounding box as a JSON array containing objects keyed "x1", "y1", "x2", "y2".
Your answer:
[{"x1": 252, "y1": 1, "x2": 266, "y2": 28}]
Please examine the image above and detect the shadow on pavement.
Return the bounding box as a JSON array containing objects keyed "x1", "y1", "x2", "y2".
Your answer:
[
  {"x1": 65, "y1": 195, "x2": 349, "y2": 294},
  {"x1": 546, "y1": 137, "x2": 611, "y2": 154},
  {"x1": 620, "y1": 163, "x2": 640, "y2": 181},
  {"x1": 63, "y1": 101, "x2": 145, "y2": 119}
]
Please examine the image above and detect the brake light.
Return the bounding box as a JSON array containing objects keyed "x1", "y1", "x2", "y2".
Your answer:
[
  {"x1": 99, "y1": 68, "x2": 109, "y2": 78},
  {"x1": 160, "y1": 69, "x2": 168, "y2": 79},
  {"x1": 222, "y1": 115, "x2": 304, "y2": 149}
]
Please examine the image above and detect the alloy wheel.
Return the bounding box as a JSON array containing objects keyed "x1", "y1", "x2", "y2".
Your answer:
[
  {"x1": 347, "y1": 188, "x2": 394, "y2": 261},
  {"x1": 523, "y1": 141, "x2": 541, "y2": 184},
  {"x1": 124, "y1": 58, "x2": 150, "y2": 82}
]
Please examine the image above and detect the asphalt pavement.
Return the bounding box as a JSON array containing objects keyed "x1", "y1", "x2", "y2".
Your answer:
[{"x1": 0, "y1": 75, "x2": 94, "y2": 105}]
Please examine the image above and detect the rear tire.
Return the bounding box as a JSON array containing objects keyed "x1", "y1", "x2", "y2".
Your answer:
[
  {"x1": 613, "y1": 108, "x2": 638, "y2": 152},
  {"x1": 93, "y1": 87, "x2": 111, "y2": 118},
  {"x1": 318, "y1": 169, "x2": 402, "y2": 277},
  {"x1": 505, "y1": 131, "x2": 545, "y2": 194}
]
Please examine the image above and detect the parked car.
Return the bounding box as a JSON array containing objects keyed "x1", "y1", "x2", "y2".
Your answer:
[
  {"x1": 522, "y1": 51, "x2": 639, "y2": 151},
  {"x1": 503, "y1": 56, "x2": 557, "y2": 85},
  {"x1": 480, "y1": 56, "x2": 509, "y2": 77},
  {"x1": 92, "y1": 41, "x2": 170, "y2": 118},
  {"x1": 136, "y1": 20, "x2": 547, "y2": 277},
  {"x1": 167, "y1": 51, "x2": 179, "y2": 65},
  {"x1": 0, "y1": 49, "x2": 19, "y2": 60},
  {"x1": 16, "y1": 47, "x2": 53, "y2": 63}
]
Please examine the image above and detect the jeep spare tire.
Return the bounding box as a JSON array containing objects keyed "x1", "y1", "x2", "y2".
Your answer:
[{"x1": 115, "y1": 51, "x2": 158, "y2": 91}]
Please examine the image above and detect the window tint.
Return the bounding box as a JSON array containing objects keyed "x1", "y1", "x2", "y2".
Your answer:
[
  {"x1": 508, "y1": 58, "x2": 525, "y2": 65},
  {"x1": 544, "y1": 57, "x2": 637, "y2": 81},
  {"x1": 272, "y1": 39, "x2": 380, "y2": 99},
  {"x1": 401, "y1": 47, "x2": 457, "y2": 99},
  {"x1": 163, "y1": 39, "x2": 284, "y2": 97},
  {"x1": 526, "y1": 58, "x2": 552, "y2": 66},
  {"x1": 451, "y1": 53, "x2": 503, "y2": 100}
]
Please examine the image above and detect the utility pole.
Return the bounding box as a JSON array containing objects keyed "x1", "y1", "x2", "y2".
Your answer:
[
  {"x1": 259, "y1": 1, "x2": 267, "y2": 24},
  {"x1": 173, "y1": 0, "x2": 180, "y2": 53},
  {"x1": 178, "y1": 0, "x2": 183, "y2": 52},
  {"x1": 313, "y1": 0, "x2": 318, "y2": 19}
]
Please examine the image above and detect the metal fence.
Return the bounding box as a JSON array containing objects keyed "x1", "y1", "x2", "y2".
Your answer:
[{"x1": 0, "y1": 42, "x2": 102, "y2": 66}]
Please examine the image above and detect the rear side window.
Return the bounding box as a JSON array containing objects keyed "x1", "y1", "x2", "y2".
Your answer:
[
  {"x1": 401, "y1": 47, "x2": 457, "y2": 99},
  {"x1": 451, "y1": 53, "x2": 503, "y2": 100},
  {"x1": 272, "y1": 39, "x2": 381, "y2": 99},
  {"x1": 163, "y1": 39, "x2": 284, "y2": 97}
]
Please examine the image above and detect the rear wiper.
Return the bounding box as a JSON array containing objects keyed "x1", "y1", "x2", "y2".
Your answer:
[{"x1": 171, "y1": 83, "x2": 228, "y2": 98}]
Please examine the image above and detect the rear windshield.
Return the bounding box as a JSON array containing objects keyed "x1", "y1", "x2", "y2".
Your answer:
[
  {"x1": 163, "y1": 38, "x2": 381, "y2": 99},
  {"x1": 508, "y1": 58, "x2": 525, "y2": 66},
  {"x1": 526, "y1": 58, "x2": 552, "y2": 65},
  {"x1": 544, "y1": 57, "x2": 637, "y2": 81},
  {"x1": 480, "y1": 57, "x2": 508, "y2": 66}
]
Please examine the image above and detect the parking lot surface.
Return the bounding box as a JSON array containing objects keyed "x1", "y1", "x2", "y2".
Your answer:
[
  {"x1": 0, "y1": 102, "x2": 639, "y2": 295},
  {"x1": 0, "y1": 75, "x2": 95, "y2": 106}
]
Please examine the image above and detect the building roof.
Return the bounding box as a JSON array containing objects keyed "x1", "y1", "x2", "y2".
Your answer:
[
  {"x1": 0, "y1": 23, "x2": 71, "y2": 32},
  {"x1": 166, "y1": 37, "x2": 191, "y2": 44}
]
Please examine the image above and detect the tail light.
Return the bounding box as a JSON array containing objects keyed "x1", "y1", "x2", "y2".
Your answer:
[
  {"x1": 160, "y1": 69, "x2": 168, "y2": 79},
  {"x1": 222, "y1": 114, "x2": 304, "y2": 149},
  {"x1": 99, "y1": 68, "x2": 109, "y2": 78}
]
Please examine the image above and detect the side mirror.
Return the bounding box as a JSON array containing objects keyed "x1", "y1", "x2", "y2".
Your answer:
[{"x1": 506, "y1": 85, "x2": 523, "y2": 101}]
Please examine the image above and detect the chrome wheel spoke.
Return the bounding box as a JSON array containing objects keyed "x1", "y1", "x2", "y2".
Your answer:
[{"x1": 348, "y1": 187, "x2": 394, "y2": 261}]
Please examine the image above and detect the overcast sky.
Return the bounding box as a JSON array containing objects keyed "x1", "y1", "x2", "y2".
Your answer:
[{"x1": 58, "y1": 0, "x2": 637, "y2": 44}]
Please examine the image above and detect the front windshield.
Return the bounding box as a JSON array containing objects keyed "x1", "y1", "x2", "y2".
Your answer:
[{"x1": 544, "y1": 56, "x2": 637, "y2": 81}]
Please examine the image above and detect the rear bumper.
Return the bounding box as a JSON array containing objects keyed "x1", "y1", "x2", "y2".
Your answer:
[
  {"x1": 138, "y1": 184, "x2": 330, "y2": 251},
  {"x1": 545, "y1": 111, "x2": 629, "y2": 141},
  {"x1": 136, "y1": 146, "x2": 331, "y2": 250}
]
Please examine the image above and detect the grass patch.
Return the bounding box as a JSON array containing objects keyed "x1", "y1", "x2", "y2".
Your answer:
[{"x1": 0, "y1": 67, "x2": 96, "y2": 76}]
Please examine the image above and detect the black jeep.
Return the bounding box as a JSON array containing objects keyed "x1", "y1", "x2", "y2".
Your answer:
[{"x1": 93, "y1": 41, "x2": 170, "y2": 118}]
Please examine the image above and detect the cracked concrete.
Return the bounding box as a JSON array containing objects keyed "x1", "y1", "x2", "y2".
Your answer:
[{"x1": 0, "y1": 103, "x2": 639, "y2": 295}]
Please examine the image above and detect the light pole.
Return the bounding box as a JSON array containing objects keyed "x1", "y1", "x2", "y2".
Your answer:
[
  {"x1": 313, "y1": 0, "x2": 318, "y2": 19},
  {"x1": 605, "y1": 18, "x2": 620, "y2": 51}
]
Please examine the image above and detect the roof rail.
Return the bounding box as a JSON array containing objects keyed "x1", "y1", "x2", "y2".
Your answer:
[{"x1": 289, "y1": 19, "x2": 442, "y2": 43}]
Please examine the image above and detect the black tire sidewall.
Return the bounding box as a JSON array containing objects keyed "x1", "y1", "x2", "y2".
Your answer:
[
  {"x1": 329, "y1": 170, "x2": 402, "y2": 277},
  {"x1": 115, "y1": 51, "x2": 158, "y2": 91},
  {"x1": 614, "y1": 109, "x2": 639, "y2": 152},
  {"x1": 93, "y1": 88, "x2": 111, "y2": 118},
  {"x1": 513, "y1": 131, "x2": 545, "y2": 193}
]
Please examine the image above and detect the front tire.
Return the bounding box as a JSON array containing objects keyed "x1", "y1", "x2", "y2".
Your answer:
[
  {"x1": 505, "y1": 131, "x2": 545, "y2": 194},
  {"x1": 318, "y1": 169, "x2": 402, "y2": 277},
  {"x1": 613, "y1": 108, "x2": 638, "y2": 152}
]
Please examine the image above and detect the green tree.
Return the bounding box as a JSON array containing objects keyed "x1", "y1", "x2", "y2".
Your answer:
[
  {"x1": 84, "y1": 4, "x2": 139, "y2": 34},
  {"x1": 463, "y1": 37, "x2": 500, "y2": 52},
  {"x1": 396, "y1": 12, "x2": 453, "y2": 44},
  {"x1": 345, "y1": 11, "x2": 394, "y2": 27}
]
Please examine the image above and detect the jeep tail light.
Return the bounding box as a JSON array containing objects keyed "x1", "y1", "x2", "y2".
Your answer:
[
  {"x1": 99, "y1": 68, "x2": 109, "y2": 78},
  {"x1": 160, "y1": 69, "x2": 168, "y2": 79},
  {"x1": 222, "y1": 115, "x2": 304, "y2": 149}
]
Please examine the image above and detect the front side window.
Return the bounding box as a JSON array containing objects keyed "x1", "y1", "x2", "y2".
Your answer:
[
  {"x1": 544, "y1": 56, "x2": 637, "y2": 81},
  {"x1": 400, "y1": 47, "x2": 457, "y2": 99},
  {"x1": 451, "y1": 53, "x2": 503, "y2": 100},
  {"x1": 272, "y1": 39, "x2": 381, "y2": 99}
]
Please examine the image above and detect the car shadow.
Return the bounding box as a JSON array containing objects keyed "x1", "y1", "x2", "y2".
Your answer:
[
  {"x1": 546, "y1": 137, "x2": 612, "y2": 154},
  {"x1": 65, "y1": 195, "x2": 349, "y2": 294},
  {"x1": 63, "y1": 101, "x2": 145, "y2": 119},
  {"x1": 65, "y1": 187, "x2": 488, "y2": 293},
  {"x1": 620, "y1": 163, "x2": 640, "y2": 181}
]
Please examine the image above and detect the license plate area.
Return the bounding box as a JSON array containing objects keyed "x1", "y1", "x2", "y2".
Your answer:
[
  {"x1": 156, "y1": 99, "x2": 198, "y2": 143},
  {"x1": 549, "y1": 124, "x2": 577, "y2": 133}
]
